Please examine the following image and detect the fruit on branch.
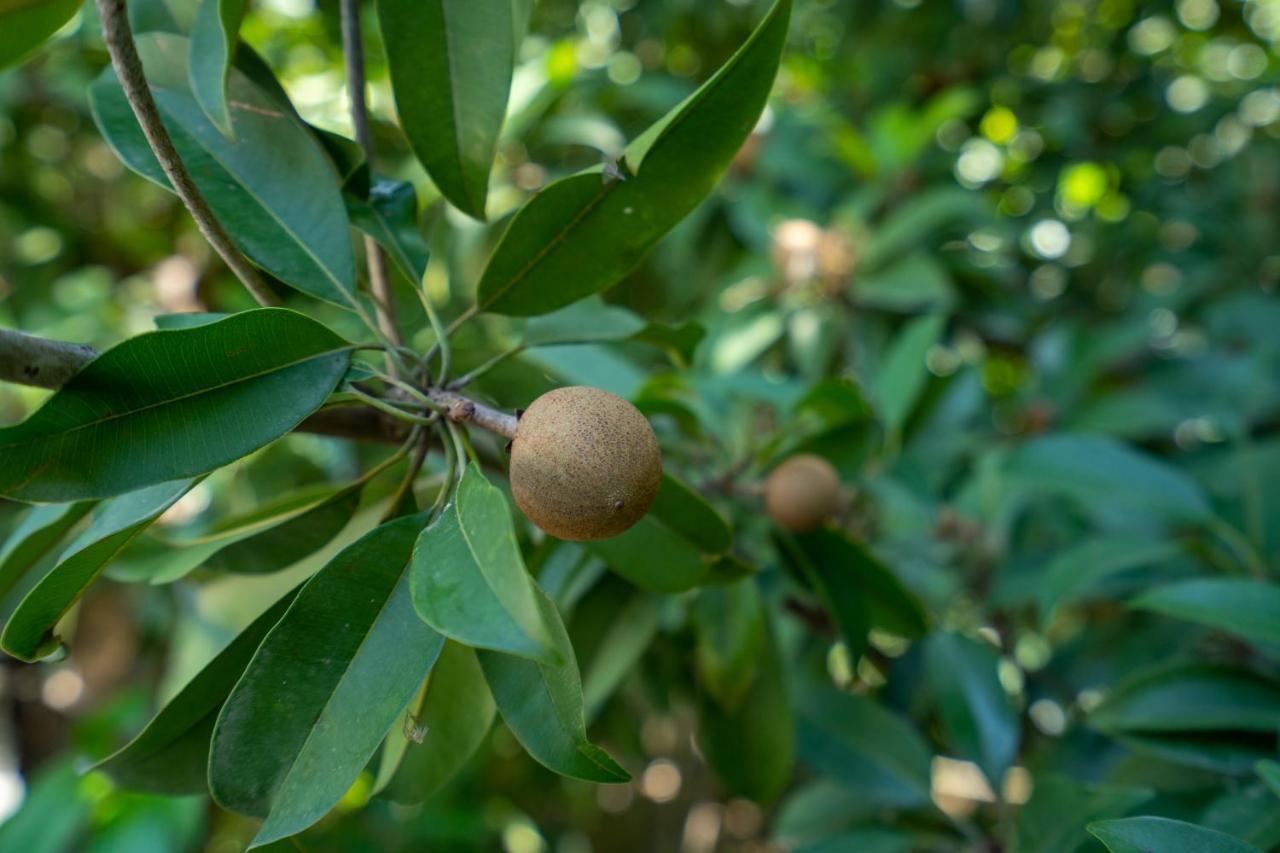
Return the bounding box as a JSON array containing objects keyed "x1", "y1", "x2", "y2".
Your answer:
[
  {"x1": 509, "y1": 386, "x2": 662, "y2": 541},
  {"x1": 765, "y1": 453, "x2": 840, "y2": 532}
]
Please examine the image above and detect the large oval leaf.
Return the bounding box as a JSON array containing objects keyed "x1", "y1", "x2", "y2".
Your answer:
[
  {"x1": 378, "y1": 0, "x2": 514, "y2": 219},
  {"x1": 1, "y1": 479, "x2": 195, "y2": 661},
  {"x1": 0, "y1": 0, "x2": 80, "y2": 70},
  {"x1": 188, "y1": 0, "x2": 248, "y2": 137},
  {"x1": 1088, "y1": 817, "x2": 1262, "y2": 853},
  {"x1": 410, "y1": 463, "x2": 558, "y2": 662},
  {"x1": 0, "y1": 309, "x2": 352, "y2": 503},
  {"x1": 925, "y1": 632, "x2": 1019, "y2": 788},
  {"x1": 694, "y1": 579, "x2": 765, "y2": 711},
  {"x1": 94, "y1": 585, "x2": 300, "y2": 793},
  {"x1": 474, "y1": 0, "x2": 791, "y2": 316},
  {"x1": 210, "y1": 514, "x2": 445, "y2": 847},
  {"x1": 476, "y1": 585, "x2": 629, "y2": 783},
  {"x1": 89, "y1": 33, "x2": 359, "y2": 307}
]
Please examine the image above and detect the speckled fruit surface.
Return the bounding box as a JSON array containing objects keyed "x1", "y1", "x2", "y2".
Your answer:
[
  {"x1": 509, "y1": 386, "x2": 663, "y2": 541},
  {"x1": 764, "y1": 453, "x2": 840, "y2": 532}
]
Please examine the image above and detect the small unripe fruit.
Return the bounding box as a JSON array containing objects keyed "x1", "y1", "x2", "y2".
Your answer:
[
  {"x1": 765, "y1": 453, "x2": 840, "y2": 532},
  {"x1": 509, "y1": 386, "x2": 662, "y2": 541}
]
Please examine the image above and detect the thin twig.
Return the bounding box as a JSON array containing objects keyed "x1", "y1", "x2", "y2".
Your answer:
[
  {"x1": 340, "y1": 0, "x2": 402, "y2": 359},
  {"x1": 447, "y1": 344, "x2": 524, "y2": 390},
  {"x1": 94, "y1": 0, "x2": 280, "y2": 308}
]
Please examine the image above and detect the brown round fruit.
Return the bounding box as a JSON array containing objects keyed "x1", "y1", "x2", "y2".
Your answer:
[
  {"x1": 765, "y1": 453, "x2": 840, "y2": 532},
  {"x1": 509, "y1": 386, "x2": 663, "y2": 541}
]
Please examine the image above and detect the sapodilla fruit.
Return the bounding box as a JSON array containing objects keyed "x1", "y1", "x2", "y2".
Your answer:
[
  {"x1": 509, "y1": 386, "x2": 662, "y2": 541},
  {"x1": 765, "y1": 453, "x2": 840, "y2": 532}
]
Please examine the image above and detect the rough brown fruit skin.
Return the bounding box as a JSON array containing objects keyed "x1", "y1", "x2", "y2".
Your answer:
[
  {"x1": 765, "y1": 453, "x2": 840, "y2": 532},
  {"x1": 509, "y1": 386, "x2": 662, "y2": 541}
]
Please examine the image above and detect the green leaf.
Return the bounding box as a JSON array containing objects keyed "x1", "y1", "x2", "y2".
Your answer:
[
  {"x1": 209, "y1": 515, "x2": 446, "y2": 846},
  {"x1": 585, "y1": 473, "x2": 731, "y2": 592},
  {"x1": 385, "y1": 641, "x2": 496, "y2": 803},
  {"x1": 1007, "y1": 433, "x2": 1211, "y2": 523},
  {"x1": 925, "y1": 632, "x2": 1019, "y2": 786},
  {"x1": 1090, "y1": 663, "x2": 1280, "y2": 734},
  {"x1": 378, "y1": 0, "x2": 514, "y2": 219},
  {"x1": 188, "y1": 0, "x2": 247, "y2": 137},
  {"x1": 410, "y1": 464, "x2": 558, "y2": 662},
  {"x1": 477, "y1": 585, "x2": 629, "y2": 783},
  {"x1": 1039, "y1": 536, "x2": 1180, "y2": 627},
  {"x1": 581, "y1": 592, "x2": 661, "y2": 721},
  {"x1": 1131, "y1": 578, "x2": 1280, "y2": 650},
  {"x1": 347, "y1": 178, "x2": 431, "y2": 283},
  {"x1": 855, "y1": 253, "x2": 956, "y2": 313},
  {"x1": 0, "y1": 0, "x2": 80, "y2": 71},
  {"x1": 2, "y1": 479, "x2": 194, "y2": 661},
  {"x1": 0, "y1": 501, "x2": 94, "y2": 602},
  {"x1": 1258, "y1": 760, "x2": 1280, "y2": 799},
  {"x1": 1088, "y1": 817, "x2": 1262, "y2": 853},
  {"x1": 694, "y1": 578, "x2": 765, "y2": 711},
  {"x1": 475, "y1": 0, "x2": 791, "y2": 316},
  {"x1": 0, "y1": 310, "x2": 352, "y2": 502},
  {"x1": 89, "y1": 33, "x2": 359, "y2": 307},
  {"x1": 796, "y1": 683, "x2": 933, "y2": 807},
  {"x1": 700, "y1": 615, "x2": 794, "y2": 802},
  {"x1": 522, "y1": 297, "x2": 647, "y2": 348},
  {"x1": 154, "y1": 311, "x2": 231, "y2": 330},
  {"x1": 874, "y1": 313, "x2": 945, "y2": 435},
  {"x1": 94, "y1": 586, "x2": 299, "y2": 793},
  {"x1": 0, "y1": 761, "x2": 91, "y2": 853},
  {"x1": 1014, "y1": 776, "x2": 1153, "y2": 853}
]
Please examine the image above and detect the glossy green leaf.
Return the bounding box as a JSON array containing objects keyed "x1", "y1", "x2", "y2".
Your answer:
[
  {"x1": 0, "y1": 0, "x2": 80, "y2": 70},
  {"x1": 385, "y1": 642, "x2": 496, "y2": 803},
  {"x1": 1091, "y1": 663, "x2": 1280, "y2": 734},
  {"x1": 0, "y1": 501, "x2": 93, "y2": 601},
  {"x1": 154, "y1": 311, "x2": 231, "y2": 330},
  {"x1": 874, "y1": 313, "x2": 945, "y2": 435},
  {"x1": 700, "y1": 615, "x2": 793, "y2": 802},
  {"x1": 378, "y1": 0, "x2": 514, "y2": 219},
  {"x1": 475, "y1": 0, "x2": 791, "y2": 316},
  {"x1": 1039, "y1": 536, "x2": 1180, "y2": 627},
  {"x1": 1007, "y1": 433, "x2": 1211, "y2": 523},
  {"x1": 1131, "y1": 578, "x2": 1280, "y2": 649},
  {"x1": 209, "y1": 515, "x2": 445, "y2": 846},
  {"x1": 90, "y1": 34, "x2": 359, "y2": 307},
  {"x1": 0, "y1": 310, "x2": 352, "y2": 503},
  {"x1": 95, "y1": 586, "x2": 299, "y2": 793},
  {"x1": 2, "y1": 479, "x2": 194, "y2": 661},
  {"x1": 347, "y1": 178, "x2": 431, "y2": 283},
  {"x1": 925, "y1": 632, "x2": 1019, "y2": 786},
  {"x1": 694, "y1": 578, "x2": 765, "y2": 711},
  {"x1": 411, "y1": 464, "x2": 558, "y2": 662},
  {"x1": 581, "y1": 592, "x2": 661, "y2": 721},
  {"x1": 1088, "y1": 817, "x2": 1262, "y2": 853},
  {"x1": 188, "y1": 0, "x2": 247, "y2": 137},
  {"x1": 586, "y1": 473, "x2": 730, "y2": 592},
  {"x1": 477, "y1": 585, "x2": 629, "y2": 783},
  {"x1": 522, "y1": 297, "x2": 647, "y2": 348},
  {"x1": 796, "y1": 682, "x2": 933, "y2": 808}
]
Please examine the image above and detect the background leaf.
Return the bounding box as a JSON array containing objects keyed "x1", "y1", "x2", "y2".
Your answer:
[
  {"x1": 0, "y1": 501, "x2": 93, "y2": 601},
  {"x1": 874, "y1": 313, "x2": 945, "y2": 436},
  {"x1": 0, "y1": 310, "x2": 351, "y2": 502},
  {"x1": 1088, "y1": 816, "x2": 1262, "y2": 853},
  {"x1": 694, "y1": 578, "x2": 765, "y2": 711},
  {"x1": 188, "y1": 0, "x2": 247, "y2": 137},
  {"x1": 925, "y1": 631, "x2": 1019, "y2": 787},
  {"x1": 1131, "y1": 578, "x2": 1280, "y2": 649},
  {"x1": 0, "y1": 0, "x2": 80, "y2": 70}
]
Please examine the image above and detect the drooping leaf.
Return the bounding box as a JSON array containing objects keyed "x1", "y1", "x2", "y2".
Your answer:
[
  {"x1": 700, "y1": 614, "x2": 794, "y2": 802},
  {"x1": 95, "y1": 585, "x2": 300, "y2": 793},
  {"x1": 694, "y1": 578, "x2": 765, "y2": 711},
  {"x1": 0, "y1": 501, "x2": 94, "y2": 601},
  {"x1": 1, "y1": 479, "x2": 194, "y2": 661},
  {"x1": 586, "y1": 472, "x2": 730, "y2": 592},
  {"x1": 188, "y1": 0, "x2": 248, "y2": 137},
  {"x1": 0, "y1": 0, "x2": 81, "y2": 71},
  {"x1": 378, "y1": 0, "x2": 514, "y2": 219},
  {"x1": 522, "y1": 297, "x2": 648, "y2": 348},
  {"x1": 475, "y1": 0, "x2": 791, "y2": 316},
  {"x1": 1039, "y1": 536, "x2": 1181, "y2": 627},
  {"x1": 411, "y1": 464, "x2": 558, "y2": 662},
  {"x1": 1131, "y1": 578, "x2": 1280, "y2": 650},
  {"x1": 1090, "y1": 663, "x2": 1280, "y2": 735},
  {"x1": 347, "y1": 178, "x2": 431, "y2": 283},
  {"x1": 477, "y1": 585, "x2": 629, "y2": 783},
  {"x1": 1088, "y1": 817, "x2": 1262, "y2": 853},
  {"x1": 0, "y1": 310, "x2": 352, "y2": 503},
  {"x1": 925, "y1": 631, "x2": 1019, "y2": 787},
  {"x1": 90, "y1": 34, "x2": 359, "y2": 307},
  {"x1": 209, "y1": 515, "x2": 445, "y2": 846},
  {"x1": 874, "y1": 313, "x2": 945, "y2": 436},
  {"x1": 385, "y1": 642, "x2": 496, "y2": 803}
]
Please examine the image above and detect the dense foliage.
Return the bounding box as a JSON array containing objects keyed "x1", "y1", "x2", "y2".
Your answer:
[{"x1": 1, "y1": 0, "x2": 1279, "y2": 851}]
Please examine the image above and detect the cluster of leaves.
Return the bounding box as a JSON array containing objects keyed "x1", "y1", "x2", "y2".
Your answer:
[{"x1": 2, "y1": 0, "x2": 1280, "y2": 851}]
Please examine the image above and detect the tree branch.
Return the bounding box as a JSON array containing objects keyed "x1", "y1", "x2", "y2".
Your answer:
[
  {"x1": 94, "y1": 0, "x2": 281, "y2": 309},
  {"x1": 340, "y1": 0, "x2": 401, "y2": 352}
]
